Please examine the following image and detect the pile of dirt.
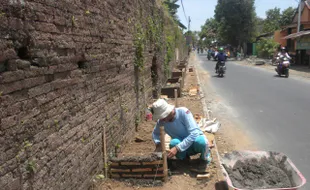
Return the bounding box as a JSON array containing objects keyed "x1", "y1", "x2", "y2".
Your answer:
[
  {"x1": 224, "y1": 155, "x2": 295, "y2": 189},
  {"x1": 110, "y1": 153, "x2": 162, "y2": 162}
]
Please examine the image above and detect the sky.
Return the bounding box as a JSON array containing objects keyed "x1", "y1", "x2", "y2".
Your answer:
[{"x1": 176, "y1": 0, "x2": 299, "y2": 31}]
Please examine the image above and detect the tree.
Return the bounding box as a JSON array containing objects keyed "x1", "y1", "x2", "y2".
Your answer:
[
  {"x1": 214, "y1": 0, "x2": 256, "y2": 47},
  {"x1": 263, "y1": 7, "x2": 281, "y2": 33},
  {"x1": 199, "y1": 18, "x2": 219, "y2": 47},
  {"x1": 280, "y1": 7, "x2": 295, "y2": 26}
]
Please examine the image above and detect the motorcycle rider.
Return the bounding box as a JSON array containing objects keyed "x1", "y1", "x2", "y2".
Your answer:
[
  {"x1": 215, "y1": 47, "x2": 226, "y2": 73},
  {"x1": 207, "y1": 48, "x2": 212, "y2": 59},
  {"x1": 276, "y1": 47, "x2": 291, "y2": 73}
]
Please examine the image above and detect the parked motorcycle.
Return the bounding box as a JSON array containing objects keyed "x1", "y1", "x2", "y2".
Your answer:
[
  {"x1": 275, "y1": 55, "x2": 290, "y2": 78},
  {"x1": 217, "y1": 61, "x2": 226, "y2": 77}
]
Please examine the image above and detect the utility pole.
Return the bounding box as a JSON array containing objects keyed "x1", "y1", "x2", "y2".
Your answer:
[
  {"x1": 188, "y1": 16, "x2": 191, "y2": 31},
  {"x1": 297, "y1": 0, "x2": 302, "y2": 65},
  {"x1": 298, "y1": 0, "x2": 302, "y2": 32}
]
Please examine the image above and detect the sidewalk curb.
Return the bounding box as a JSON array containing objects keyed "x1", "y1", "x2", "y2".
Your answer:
[{"x1": 192, "y1": 53, "x2": 225, "y2": 182}]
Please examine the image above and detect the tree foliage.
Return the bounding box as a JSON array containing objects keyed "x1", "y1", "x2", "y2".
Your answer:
[
  {"x1": 256, "y1": 38, "x2": 279, "y2": 58},
  {"x1": 262, "y1": 7, "x2": 295, "y2": 33},
  {"x1": 280, "y1": 7, "x2": 295, "y2": 26},
  {"x1": 263, "y1": 8, "x2": 281, "y2": 33},
  {"x1": 198, "y1": 18, "x2": 219, "y2": 47},
  {"x1": 214, "y1": 0, "x2": 256, "y2": 46}
]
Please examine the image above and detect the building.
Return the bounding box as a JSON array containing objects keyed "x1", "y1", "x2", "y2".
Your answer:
[{"x1": 275, "y1": 0, "x2": 310, "y2": 66}]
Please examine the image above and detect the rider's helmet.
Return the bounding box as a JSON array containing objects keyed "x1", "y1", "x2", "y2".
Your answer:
[
  {"x1": 219, "y1": 47, "x2": 224, "y2": 53},
  {"x1": 281, "y1": 47, "x2": 286, "y2": 53}
]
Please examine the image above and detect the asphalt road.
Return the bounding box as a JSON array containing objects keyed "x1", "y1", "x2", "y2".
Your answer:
[{"x1": 198, "y1": 54, "x2": 310, "y2": 189}]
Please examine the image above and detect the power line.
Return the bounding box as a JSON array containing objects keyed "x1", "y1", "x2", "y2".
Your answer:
[{"x1": 180, "y1": 0, "x2": 188, "y2": 24}]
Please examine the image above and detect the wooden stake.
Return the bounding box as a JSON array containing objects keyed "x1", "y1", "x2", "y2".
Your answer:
[
  {"x1": 160, "y1": 126, "x2": 168, "y2": 182},
  {"x1": 181, "y1": 70, "x2": 185, "y2": 88},
  {"x1": 103, "y1": 127, "x2": 108, "y2": 178},
  {"x1": 174, "y1": 89, "x2": 178, "y2": 107}
]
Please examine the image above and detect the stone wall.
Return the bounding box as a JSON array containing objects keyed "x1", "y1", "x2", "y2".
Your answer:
[{"x1": 0, "y1": 0, "x2": 187, "y2": 189}]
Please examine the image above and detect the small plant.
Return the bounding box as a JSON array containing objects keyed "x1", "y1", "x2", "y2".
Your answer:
[
  {"x1": 121, "y1": 103, "x2": 129, "y2": 113},
  {"x1": 0, "y1": 91, "x2": 3, "y2": 96},
  {"x1": 54, "y1": 120, "x2": 60, "y2": 130},
  {"x1": 95, "y1": 174, "x2": 105, "y2": 180},
  {"x1": 23, "y1": 140, "x2": 32, "y2": 149},
  {"x1": 104, "y1": 162, "x2": 110, "y2": 169},
  {"x1": 85, "y1": 10, "x2": 90, "y2": 15},
  {"x1": 72, "y1": 16, "x2": 77, "y2": 27},
  {"x1": 26, "y1": 160, "x2": 36, "y2": 173},
  {"x1": 114, "y1": 143, "x2": 121, "y2": 157},
  {"x1": 135, "y1": 115, "x2": 140, "y2": 126},
  {"x1": 135, "y1": 115, "x2": 140, "y2": 132},
  {"x1": 133, "y1": 23, "x2": 146, "y2": 71},
  {"x1": 115, "y1": 143, "x2": 121, "y2": 149}
]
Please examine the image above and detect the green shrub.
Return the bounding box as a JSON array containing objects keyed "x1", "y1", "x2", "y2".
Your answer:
[{"x1": 256, "y1": 38, "x2": 279, "y2": 58}]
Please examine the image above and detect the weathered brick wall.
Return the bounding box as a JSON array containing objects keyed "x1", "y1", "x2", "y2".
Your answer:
[{"x1": 0, "y1": 0, "x2": 186, "y2": 189}]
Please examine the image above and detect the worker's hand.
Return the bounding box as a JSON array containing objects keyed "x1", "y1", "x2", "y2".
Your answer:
[
  {"x1": 154, "y1": 143, "x2": 162, "y2": 152},
  {"x1": 168, "y1": 147, "x2": 178, "y2": 158}
]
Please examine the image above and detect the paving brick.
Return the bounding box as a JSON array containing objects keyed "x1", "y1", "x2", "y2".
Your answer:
[
  {"x1": 132, "y1": 168, "x2": 153, "y2": 172},
  {"x1": 120, "y1": 162, "x2": 141, "y2": 166},
  {"x1": 110, "y1": 174, "x2": 121, "y2": 178},
  {"x1": 110, "y1": 168, "x2": 130, "y2": 173},
  {"x1": 154, "y1": 167, "x2": 164, "y2": 171},
  {"x1": 142, "y1": 160, "x2": 163, "y2": 165},
  {"x1": 110, "y1": 162, "x2": 119, "y2": 167},
  {"x1": 143, "y1": 174, "x2": 165, "y2": 178},
  {"x1": 122, "y1": 174, "x2": 143, "y2": 178}
]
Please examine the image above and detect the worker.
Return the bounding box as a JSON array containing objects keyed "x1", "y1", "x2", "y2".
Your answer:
[{"x1": 151, "y1": 99, "x2": 212, "y2": 172}]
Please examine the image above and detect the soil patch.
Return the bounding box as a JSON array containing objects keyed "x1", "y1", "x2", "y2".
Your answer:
[
  {"x1": 110, "y1": 153, "x2": 162, "y2": 162},
  {"x1": 224, "y1": 154, "x2": 295, "y2": 189}
]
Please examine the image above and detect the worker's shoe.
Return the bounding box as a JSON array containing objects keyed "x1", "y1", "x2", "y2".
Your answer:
[
  {"x1": 190, "y1": 160, "x2": 208, "y2": 173},
  {"x1": 190, "y1": 152, "x2": 212, "y2": 173}
]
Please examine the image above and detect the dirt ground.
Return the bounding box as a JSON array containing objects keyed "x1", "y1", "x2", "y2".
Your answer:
[{"x1": 98, "y1": 53, "x2": 254, "y2": 190}]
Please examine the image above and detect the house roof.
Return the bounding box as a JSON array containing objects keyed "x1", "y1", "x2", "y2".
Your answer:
[
  {"x1": 281, "y1": 21, "x2": 310, "y2": 30},
  {"x1": 286, "y1": 0, "x2": 310, "y2": 27},
  {"x1": 283, "y1": 30, "x2": 310, "y2": 39}
]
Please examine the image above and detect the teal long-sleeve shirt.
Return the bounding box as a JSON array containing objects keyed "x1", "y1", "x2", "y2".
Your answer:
[{"x1": 152, "y1": 107, "x2": 205, "y2": 152}]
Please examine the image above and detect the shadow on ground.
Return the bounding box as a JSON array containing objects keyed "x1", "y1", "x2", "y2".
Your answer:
[
  {"x1": 290, "y1": 65, "x2": 310, "y2": 74},
  {"x1": 212, "y1": 75, "x2": 226, "y2": 78}
]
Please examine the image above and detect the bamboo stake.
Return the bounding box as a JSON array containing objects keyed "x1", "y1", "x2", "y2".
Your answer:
[
  {"x1": 181, "y1": 70, "x2": 185, "y2": 88},
  {"x1": 160, "y1": 126, "x2": 168, "y2": 182},
  {"x1": 174, "y1": 89, "x2": 178, "y2": 107},
  {"x1": 103, "y1": 127, "x2": 108, "y2": 178}
]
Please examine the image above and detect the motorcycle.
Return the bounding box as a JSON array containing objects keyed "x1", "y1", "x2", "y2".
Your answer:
[
  {"x1": 275, "y1": 55, "x2": 290, "y2": 78},
  {"x1": 207, "y1": 54, "x2": 211, "y2": 60},
  {"x1": 217, "y1": 61, "x2": 226, "y2": 77}
]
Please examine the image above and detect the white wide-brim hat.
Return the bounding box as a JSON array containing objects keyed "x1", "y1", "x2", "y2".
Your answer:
[{"x1": 152, "y1": 99, "x2": 175, "y2": 121}]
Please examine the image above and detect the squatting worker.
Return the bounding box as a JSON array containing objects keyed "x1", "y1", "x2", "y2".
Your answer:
[{"x1": 151, "y1": 99, "x2": 212, "y2": 171}]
